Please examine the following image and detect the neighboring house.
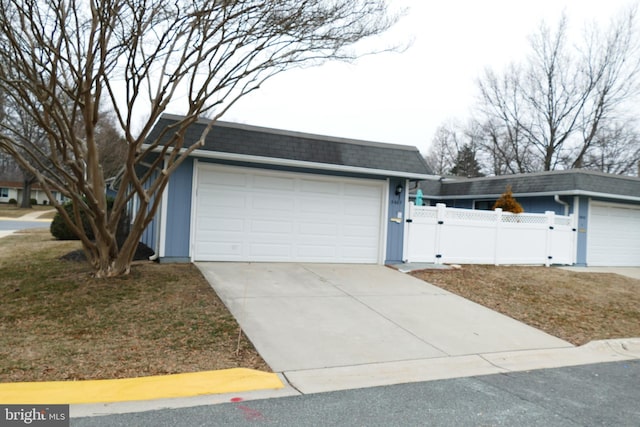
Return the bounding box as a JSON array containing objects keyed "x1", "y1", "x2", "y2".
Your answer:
[
  {"x1": 140, "y1": 114, "x2": 434, "y2": 264},
  {"x1": 417, "y1": 170, "x2": 640, "y2": 267},
  {"x1": 0, "y1": 181, "x2": 65, "y2": 205}
]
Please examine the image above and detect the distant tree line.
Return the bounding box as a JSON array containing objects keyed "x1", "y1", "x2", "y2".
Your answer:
[{"x1": 426, "y1": 6, "x2": 640, "y2": 177}]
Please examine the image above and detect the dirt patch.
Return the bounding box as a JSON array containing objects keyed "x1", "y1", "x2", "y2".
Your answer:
[
  {"x1": 411, "y1": 265, "x2": 640, "y2": 345},
  {"x1": 0, "y1": 230, "x2": 268, "y2": 383}
]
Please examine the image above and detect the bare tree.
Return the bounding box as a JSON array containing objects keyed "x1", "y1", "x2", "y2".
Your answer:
[
  {"x1": 573, "y1": 8, "x2": 640, "y2": 168},
  {"x1": 0, "y1": 150, "x2": 20, "y2": 180},
  {"x1": 0, "y1": 0, "x2": 398, "y2": 277},
  {"x1": 521, "y1": 15, "x2": 593, "y2": 170},
  {"x1": 582, "y1": 122, "x2": 640, "y2": 175},
  {"x1": 477, "y1": 65, "x2": 541, "y2": 174},
  {"x1": 425, "y1": 122, "x2": 460, "y2": 175},
  {"x1": 0, "y1": 91, "x2": 49, "y2": 207},
  {"x1": 474, "y1": 7, "x2": 640, "y2": 174},
  {"x1": 94, "y1": 112, "x2": 127, "y2": 180}
]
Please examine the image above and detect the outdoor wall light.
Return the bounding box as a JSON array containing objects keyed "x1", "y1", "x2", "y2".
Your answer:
[{"x1": 395, "y1": 184, "x2": 403, "y2": 195}]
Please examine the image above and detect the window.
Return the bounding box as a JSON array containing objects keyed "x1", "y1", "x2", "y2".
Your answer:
[
  {"x1": 0, "y1": 188, "x2": 8, "y2": 198},
  {"x1": 474, "y1": 200, "x2": 497, "y2": 210}
]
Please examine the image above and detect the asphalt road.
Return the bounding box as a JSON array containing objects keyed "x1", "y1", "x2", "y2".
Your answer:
[
  {"x1": 0, "y1": 219, "x2": 50, "y2": 231},
  {"x1": 72, "y1": 360, "x2": 640, "y2": 426}
]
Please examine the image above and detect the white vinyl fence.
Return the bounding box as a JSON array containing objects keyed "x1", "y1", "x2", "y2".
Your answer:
[{"x1": 404, "y1": 203, "x2": 577, "y2": 266}]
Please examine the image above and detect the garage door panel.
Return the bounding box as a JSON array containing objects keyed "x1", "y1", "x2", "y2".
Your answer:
[
  {"x1": 588, "y1": 202, "x2": 640, "y2": 266},
  {"x1": 345, "y1": 200, "x2": 379, "y2": 215},
  {"x1": 341, "y1": 247, "x2": 378, "y2": 261},
  {"x1": 252, "y1": 196, "x2": 295, "y2": 212},
  {"x1": 201, "y1": 192, "x2": 247, "y2": 209},
  {"x1": 250, "y1": 219, "x2": 294, "y2": 234},
  {"x1": 297, "y1": 244, "x2": 338, "y2": 258},
  {"x1": 196, "y1": 241, "x2": 243, "y2": 259},
  {"x1": 204, "y1": 171, "x2": 248, "y2": 187},
  {"x1": 198, "y1": 218, "x2": 245, "y2": 232},
  {"x1": 344, "y1": 183, "x2": 382, "y2": 197},
  {"x1": 252, "y1": 175, "x2": 295, "y2": 191},
  {"x1": 298, "y1": 222, "x2": 338, "y2": 236},
  {"x1": 299, "y1": 200, "x2": 338, "y2": 215},
  {"x1": 300, "y1": 179, "x2": 341, "y2": 195},
  {"x1": 341, "y1": 214, "x2": 379, "y2": 226},
  {"x1": 344, "y1": 224, "x2": 378, "y2": 237},
  {"x1": 249, "y1": 243, "x2": 291, "y2": 259},
  {"x1": 194, "y1": 165, "x2": 384, "y2": 262}
]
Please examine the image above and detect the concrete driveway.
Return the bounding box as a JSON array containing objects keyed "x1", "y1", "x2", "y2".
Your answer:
[{"x1": 197, "y1": 263, "x2": 571, "y2": 379}]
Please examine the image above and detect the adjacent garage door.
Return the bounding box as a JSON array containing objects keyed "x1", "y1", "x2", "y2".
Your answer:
[
  {"x1": 193, "y1": 164, "x2": 385, "y2": 263},
  {"x1": 587, "y1": 201, "x2": 640, "y2": 266}
]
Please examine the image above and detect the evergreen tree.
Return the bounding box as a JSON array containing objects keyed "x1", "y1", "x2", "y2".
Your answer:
[{"x1": 449, "y1": 144, "x2": 484, "y2": 177}]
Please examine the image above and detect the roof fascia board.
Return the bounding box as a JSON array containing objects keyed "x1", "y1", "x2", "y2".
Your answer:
[
  {"x1": 142, "y1": 144, "x2": 438, "y2": 180},
  {"x1": 424, "y1": 189, "x2": 640, "y2": 202}
]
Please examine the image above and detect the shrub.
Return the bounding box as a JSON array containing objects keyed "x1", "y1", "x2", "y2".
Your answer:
[
  {"x1": 30, "y1": 198, "x2": 37, "y2": 205},
  {"x1": 493, "y1": 185, "x2": 524, "y2": 213},
  {"x1": 50, "y1": 202, "x2": 81, "y2": 240},
  {"x1": 50, "y1": 197, "x2": 125, "y2": 241},
  {"x1": 8, "y1": 198, "x2": 17, "y2": 205}
]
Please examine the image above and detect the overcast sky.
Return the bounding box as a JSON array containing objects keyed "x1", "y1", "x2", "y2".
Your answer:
[{"x1": 221, "y1": 0, "x2": 638, "y2": 155}]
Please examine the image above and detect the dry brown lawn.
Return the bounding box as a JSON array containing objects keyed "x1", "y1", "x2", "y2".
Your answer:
[
  {"x1": 4, "y1": 228, "x2": 639, "y2": 383},
  {"x1": 0, "y1": 229, "x2": 268, "y2": 383},
  {"x1": 411, "y1": 265, "x2": 640, "y2": 345}
]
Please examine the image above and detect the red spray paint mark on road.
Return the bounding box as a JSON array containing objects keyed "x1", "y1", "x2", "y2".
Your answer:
[
  {"x1": 237, "y1": 405, "x2": 265, "y2": 421},
  {"x1": 230, "y1": 397, "x2": 243, "y2": 402}
]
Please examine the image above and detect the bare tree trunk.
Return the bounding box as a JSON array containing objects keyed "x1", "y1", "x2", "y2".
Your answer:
[
  {"x1": 19, "y1": 174, "x2": 36, "y2": 208},
  {"x1": 19, "y1": 179, "x2": 31, "y2": 208}
]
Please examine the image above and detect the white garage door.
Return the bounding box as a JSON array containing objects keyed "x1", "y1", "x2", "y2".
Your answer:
[
  {"x1": 587, "y1": 202, "x2": 640, "y2": 266},
  {"x1": 193, "y1": 164, "x2": 385, "y2": 263}
]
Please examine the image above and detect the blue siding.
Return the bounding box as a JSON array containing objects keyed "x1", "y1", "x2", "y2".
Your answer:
[
  {"x1": 435, "y1": 195, "x2": 576, "y2": 214},
  {"x1": 575, "y1": 196, "x2": 590, "y2": 266},
  {"x1": 163, "y1": 159, "x2": 194, "y2": 259},
  {"x1": 518, "y1": 196, "x2": 572, "y2": 215},
  {"x1": 139, "y1": 169, "x2": 159, "y2": 252},
  {"x1": 449, "y1": 199, "x2": 474, "y2": 209},
  {"x1": 140, "y1": 209, "x2": 156, "y2": 251},
  {"x1": 385, "y1": 178, "x2": 406, "y2": 263}
]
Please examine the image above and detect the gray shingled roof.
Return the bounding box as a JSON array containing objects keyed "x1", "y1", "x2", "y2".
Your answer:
[
  {"x1": 419, "y1": 169, "x2": 640, "y2": 200},
  {"x1": 146, "y1": 114, "x2": 433, "y2": 177}
]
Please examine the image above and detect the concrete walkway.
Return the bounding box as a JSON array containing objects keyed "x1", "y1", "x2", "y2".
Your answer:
[
  {"x1": 0, "y1": 208, "x2": 55, "y2": 221},
  {"x1": 197, "y1": 263, "x2": 576, "y2": 393},
  {"x1": 559, "y1": 266, "x2": 640, "y2": 280}
]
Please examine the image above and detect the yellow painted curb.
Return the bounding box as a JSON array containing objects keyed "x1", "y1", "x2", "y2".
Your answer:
[{"x1": 0, "y1": 369, "x2": 283, "y2": 404}]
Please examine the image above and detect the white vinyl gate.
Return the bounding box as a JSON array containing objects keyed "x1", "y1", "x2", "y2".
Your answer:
[{"x1": 405, "y1": 203, "x2": 577, "y2": 266}]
